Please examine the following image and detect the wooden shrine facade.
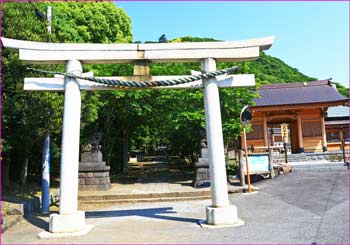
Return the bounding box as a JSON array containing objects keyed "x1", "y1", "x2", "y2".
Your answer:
[
  {"x1": 246, "y1": 80, "x2": 348, "y2": 153},
  {"x1": 325, "y1": 106, "x2": 350, "y2": 152}
]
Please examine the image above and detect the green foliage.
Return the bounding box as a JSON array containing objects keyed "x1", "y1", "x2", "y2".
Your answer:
[
  {"x1": 226, "y1": 160, "x2": 238, "y2": 176},
  {"x1": 2, "y1": 2, "x2": 132, "y2": 179},
  {"x1": 171, "y1": 36, "x2": 217, "y2": 43},
  {"x1": 241, "y1": 52, "x2": 315, "y2": 85},
  {"x1": 332, "y1": 82, "x2": 349, "y2": 98},
  {"x1": 51, "y1": 2, "x2": 132, "y2": 44}
]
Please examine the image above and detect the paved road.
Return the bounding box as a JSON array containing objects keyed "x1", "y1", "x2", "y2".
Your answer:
[{"x1": 2, "y1": 166, "x2": 349, "y2": 244}]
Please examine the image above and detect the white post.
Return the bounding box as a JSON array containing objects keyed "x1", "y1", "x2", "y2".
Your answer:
[
  {"x1": 46, "y1": 6, "x2": 52, "y2": 35},
  {"x1": 201, "y1": 58, "x2": 239, "y2": 225},
  {"x1": 48, "y1": 60, "x2": 87, "y2": 233},
  {"x1": 202, "y1": 58, "x2": 229, "y2": 207},
  {"x1": 59, "y1": 60, "x2": 82, "y2": 214}
]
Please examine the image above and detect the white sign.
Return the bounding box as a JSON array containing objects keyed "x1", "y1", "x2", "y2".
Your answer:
[{"x1": 242, "y1": 154, "x2": 270, "y2": 174}]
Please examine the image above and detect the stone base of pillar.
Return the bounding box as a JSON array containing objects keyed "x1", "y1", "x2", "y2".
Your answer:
[
  {"x1": 49, "y1": 211, "x2": 86, "y2": 233},
  {"x1": 205, "y1": 205, "x2": 240, "y2": 225},
  {"x1": 322, "y1": 146, "x2": 328, "y2": 152},
  {"x1": 38, "y1": 224, "x2": 94, "y2": 239},
  {"x1": 297, "y1": 147, "x2": 304, "y2": 153}
]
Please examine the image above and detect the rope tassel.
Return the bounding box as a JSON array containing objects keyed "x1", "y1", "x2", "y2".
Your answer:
[{"x1": 26, "y1": 66, "x2": 239, "y2": 88}]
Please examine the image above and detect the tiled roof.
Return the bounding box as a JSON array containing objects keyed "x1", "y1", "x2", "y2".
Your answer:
[
  {"x1": 326, "y1": 105, "x2": 350, "y2": 118},
  {"x1": 254, "y1": 80, "x2": 348, "y2": 107}
]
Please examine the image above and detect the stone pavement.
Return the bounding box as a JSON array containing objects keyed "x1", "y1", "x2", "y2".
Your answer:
[
  {"x1": 2, "y1": 164, "x2": 348, "y2": 244},
  {"x1": 78, "y1": 158, "x2": 249, "y2": 207}
]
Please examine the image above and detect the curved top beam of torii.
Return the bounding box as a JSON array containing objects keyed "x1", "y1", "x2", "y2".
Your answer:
[{"x1": 1, "y1": 36, "x2": 274, "y2": 64}]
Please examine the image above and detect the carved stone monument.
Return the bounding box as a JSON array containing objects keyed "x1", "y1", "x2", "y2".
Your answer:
[
  {"x1": 193, "y1": 132, "x2": 211, "y2": 187},
  {"x1": 79, "y1": 134, "x2": 111, "y2": 191}
]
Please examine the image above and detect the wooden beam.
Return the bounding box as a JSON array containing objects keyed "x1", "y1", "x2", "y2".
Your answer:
[{"x1": 24, "y1": 74, "x2": 255, "y2": 91}]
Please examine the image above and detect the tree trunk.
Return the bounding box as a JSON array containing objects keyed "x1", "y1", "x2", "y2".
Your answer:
[
  {"x1": 20, "y1": 158, "x2": 28, "y2": 185},
  {"x1": 122, "y1": 130, "x2": 129, "y2": 175},
  {"x1": 2, "y1": 154, "x2": 10, "y2": 188}
]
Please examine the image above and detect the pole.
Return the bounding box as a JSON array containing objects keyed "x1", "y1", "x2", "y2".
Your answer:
[
  {"x1": 46, "y1": 6, "x2": 52, "y2": 41},
  {"x1": 284, "y1": 142, "x2": 288, "y2": 164},
  {"x1": 202, "y1": 58, "x2": 229, "y2": 207},
  {"x1": 41, "y1": 5, "x2": 52, "y2": 214},
  {"x1": 243, "y1": 127, "x2": 252, "y2": 193},
  {"x1": 59, "y1": 60, "x2": 82, "y2": 214},
  {"x1": 342, "y1": 139, "x2": 346, "y2": 163},
  {"x1": 48, "y1": 60, "x2": 85, "y2": 233},
  {"x1": 201, "y1": 58, "x2": 238, "y2": 226},
  {"x1": 41, "y1": 133, "x2": 50, "y2": 214},
  {"x1": 268, "y1": 147, "x2": 275, "y2": 179},
  {"x1": 239, "y1": 150, "x2": 245, "y2": 187}
]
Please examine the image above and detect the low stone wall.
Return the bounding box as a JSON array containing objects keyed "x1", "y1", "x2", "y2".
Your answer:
[
  {"x1": 303, "y1": 152, "x2": 344, "y2": 162},
  {"x1": 274, "y1": 151, "x2": 345, "y2": 162}
]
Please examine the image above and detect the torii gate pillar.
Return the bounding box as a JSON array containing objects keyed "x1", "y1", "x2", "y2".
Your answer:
[
  {"x1": 48, "y1": 60, "x2": 92, "y2": 234},
  {"x1": 202, "y1": 58, "x2": 238, "y2": 225}
]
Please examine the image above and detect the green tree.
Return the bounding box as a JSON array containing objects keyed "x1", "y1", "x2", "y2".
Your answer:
[{"x1": 1, "y1": 2, "x2": 132, "y2": 184}]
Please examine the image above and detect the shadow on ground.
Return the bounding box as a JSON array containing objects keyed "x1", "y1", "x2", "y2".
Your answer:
[{"x1": 24, "y1": 213, "x2": 50, "y2": 231}]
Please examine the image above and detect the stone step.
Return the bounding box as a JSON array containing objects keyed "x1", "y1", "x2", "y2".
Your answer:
[
  {"x1": 78, "y1": 185, "x2": 257, "y2": 206},
  {"x1": 78, "y1": 195, "x2": 212, "y2": 207},
  {"x1": 78, "y1": 190, "x2": 212, "y2": 201}
]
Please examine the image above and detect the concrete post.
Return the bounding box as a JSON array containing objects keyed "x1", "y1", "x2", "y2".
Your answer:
[
  {"x1": 49, "y1": 60, "x2": 86, "y2": 233},
  {"x1": 201, "y1": 58, "x2": 238, "y2": 225}
]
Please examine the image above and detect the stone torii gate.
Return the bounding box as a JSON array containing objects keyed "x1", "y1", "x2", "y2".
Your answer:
[{"x1": 1, "y1": 36, "x2": 274, "y2": 235}]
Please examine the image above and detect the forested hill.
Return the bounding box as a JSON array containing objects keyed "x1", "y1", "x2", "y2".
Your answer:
[{"x1": 168, "y1": 36, "x2": 348, "y2": 97}]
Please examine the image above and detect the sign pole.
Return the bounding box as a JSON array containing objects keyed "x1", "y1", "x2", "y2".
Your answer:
[
  {"x1": 240, "y1": 105, "x2": 253, "y2": 193},
  {"x1": 242, "y1": 127, "x2": 252, "y2": 193}
]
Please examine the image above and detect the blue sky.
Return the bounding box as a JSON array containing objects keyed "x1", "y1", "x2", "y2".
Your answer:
[{"x1": 116, "y1": 1, "x2": 349, "y2": 88}]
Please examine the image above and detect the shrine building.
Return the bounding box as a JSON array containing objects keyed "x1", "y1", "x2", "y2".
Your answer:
[{"x1": 246, "y1": 79, "x2": 348, "y2": 154}]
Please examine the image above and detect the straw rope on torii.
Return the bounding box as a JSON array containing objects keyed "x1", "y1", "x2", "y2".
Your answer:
[{"x1": 27, "y1": 66, "x2": 240, "y2": 88}]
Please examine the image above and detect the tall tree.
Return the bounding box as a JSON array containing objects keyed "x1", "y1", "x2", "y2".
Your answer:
[{"x1": 1, "y1": 2, "x2": 132, "y2": 184}]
